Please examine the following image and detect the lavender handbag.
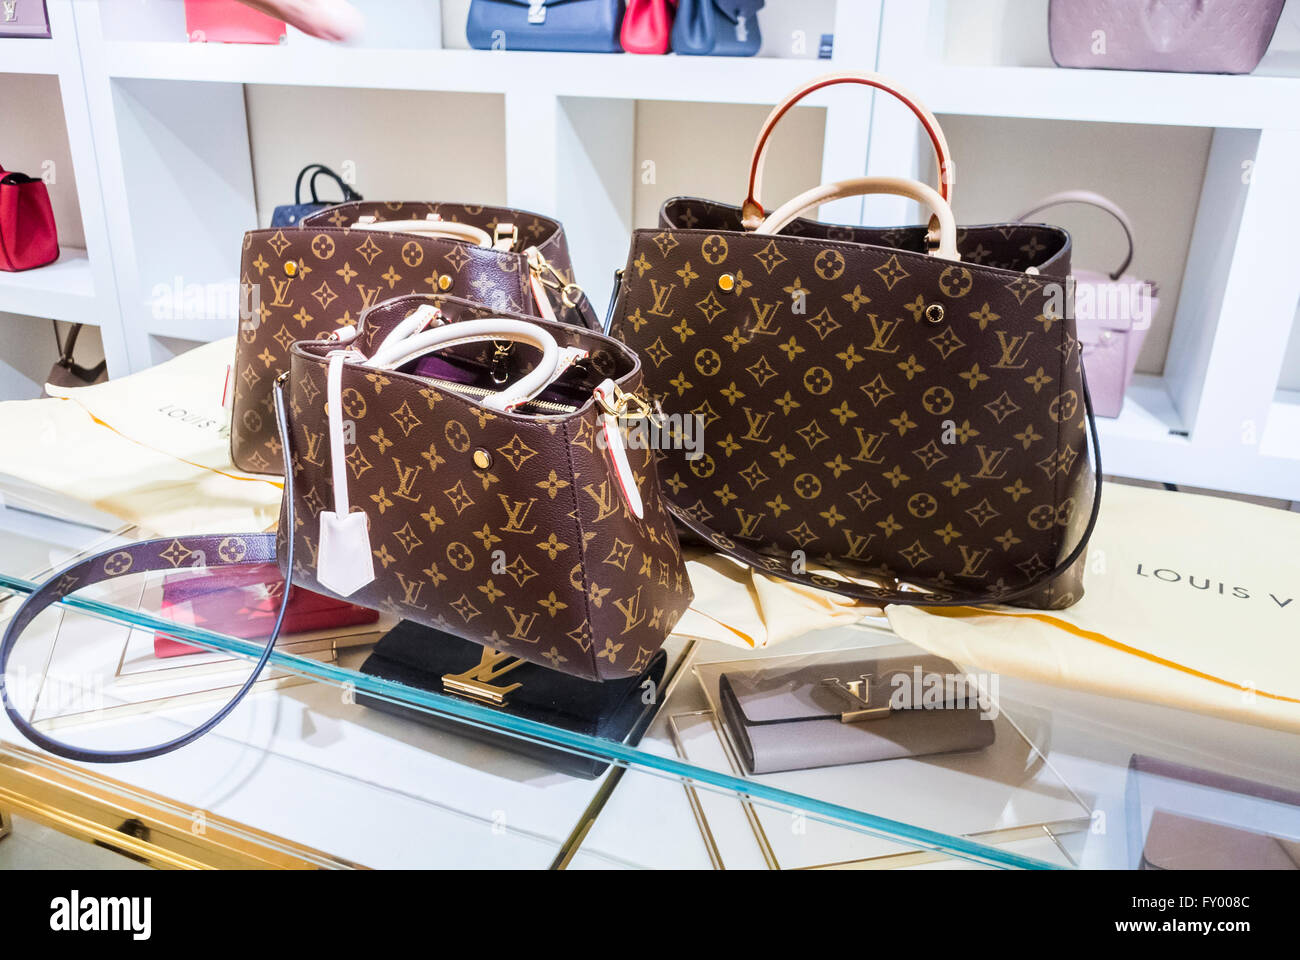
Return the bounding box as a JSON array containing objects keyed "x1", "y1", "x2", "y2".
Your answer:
[
  {"x1": 1017, "y1": 191, "x2": 1157, "y2": 419},
  {"x1": 0, "y1": 0, "x2": 51, "y2": 37},
  {"x1": 1048, "y1": 0, "x2": 1285, "y2": 74}
]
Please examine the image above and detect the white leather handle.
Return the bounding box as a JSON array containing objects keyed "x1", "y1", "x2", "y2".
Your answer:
[
  {"x1": 756, "y1": 176, "x2": 961, "y2": 262},
  {"x1": 352, "y1": 216, "x2": 492, "y2": 248},
  {"x1": 1015, "y1": 190, "x2": 1134, "y2": 280},
  {"x1": 363, "y1": 317, "x2": 561, "y2": 412}
]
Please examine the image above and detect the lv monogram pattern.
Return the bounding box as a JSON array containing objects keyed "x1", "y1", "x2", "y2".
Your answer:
[
  {"x1": 611, "y1": 200, "x2": 1095, "y2": 609},
  {"x1": 281, "y1": 296, "x2": 692, "y2": 681},
  {"x1": 233, "y1": 201, "x2": 591, "y2": 476}
]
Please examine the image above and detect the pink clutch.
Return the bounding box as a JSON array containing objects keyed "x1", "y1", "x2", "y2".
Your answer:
[
  {"x1": 1018, "y1": 191, "x2": 1158, "y2": 419},
  {"x1": 184, "y1": 0, "x2": 286, "y2": 44},
  {"x1": 1048, "y1": 0, "x2": 1285, "y2": 75}
]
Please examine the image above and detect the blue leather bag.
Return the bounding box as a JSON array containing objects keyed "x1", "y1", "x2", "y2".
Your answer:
[
  {"x1": 270, "y1": 164, "x2": 362, "y2": 228},
  {"x1": 467, "y1": 0, "x2": 624, "y2": 53},
  {"x1": 672, "y1": 0, "x2": 763, "y2": 56}
]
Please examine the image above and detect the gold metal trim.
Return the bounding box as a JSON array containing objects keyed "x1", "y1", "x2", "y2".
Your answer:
[
  {"x1": 441, "y1": 648, "x2": 524, "y2": 706},
  {"x1": 0, "y1": 742, "x2": 366, "y2": 869}
]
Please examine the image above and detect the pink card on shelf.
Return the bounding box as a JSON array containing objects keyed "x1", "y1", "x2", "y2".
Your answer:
[{"x1": 184, "y1": 0, "x2": 286, "y2": 44}]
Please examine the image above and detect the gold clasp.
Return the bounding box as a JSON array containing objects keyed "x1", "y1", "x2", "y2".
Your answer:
[
  {"x1": 525, "y1": 246, "x2": 584, "y2": 309},
  {"x1": 820, "y1": 674, "x2": 891, "y2": 723},
  {"x1": 442, "y1": 648, "x2": 525, "y2": 706},
  {"x1": 596, "y1": 383, "x2": 652, "y2": 421}
]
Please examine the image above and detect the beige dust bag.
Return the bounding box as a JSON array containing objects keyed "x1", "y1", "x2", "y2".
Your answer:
[{"x1": 887, "y1": 483, "x2": 1300, "y2": 732}]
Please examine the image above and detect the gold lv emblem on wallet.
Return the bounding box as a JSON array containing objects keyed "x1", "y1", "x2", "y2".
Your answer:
[{"x1": 821, "y1": 674, "x2": 891, "y2": 723}]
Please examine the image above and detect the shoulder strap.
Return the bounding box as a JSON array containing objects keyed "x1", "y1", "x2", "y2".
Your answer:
[
  {"x1": 667, "y1": 377, "x2": 1103, "y2": 608},
  {"x1": 0, "y1": 378, "x2": 298, "y2": 763}
]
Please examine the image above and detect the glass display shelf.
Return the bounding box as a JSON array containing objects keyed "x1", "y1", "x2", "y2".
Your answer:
[{"x1": 1, "y1": 481, "x2": 1297, "y2": 870}]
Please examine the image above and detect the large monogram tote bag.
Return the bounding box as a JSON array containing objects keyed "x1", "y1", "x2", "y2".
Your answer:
[
  {"x1": 608, "y1": 72, "x2": 1100, "y2": 610},
  {"x1": 233, "y1": 201, "x2": 597, "y2": 475}
]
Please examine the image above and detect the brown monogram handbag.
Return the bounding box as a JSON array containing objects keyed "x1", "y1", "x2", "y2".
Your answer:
[
  {"x1": 607, "y1": 72, "x2": 1100, "y2": 610},
  {"x1": 0, "y1": 292, "x2": 691, "y2": 763},
  {"x1": 233, "y1": 201, "x2": 597, "y2": 475},
  {"x1": 280, "y1": 293, "x2": 693, "y2": 680}
]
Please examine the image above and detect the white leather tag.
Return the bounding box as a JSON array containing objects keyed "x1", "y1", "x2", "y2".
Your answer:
[{"x1": 317, "y1": 510, "x2": 375, "y2": 597}]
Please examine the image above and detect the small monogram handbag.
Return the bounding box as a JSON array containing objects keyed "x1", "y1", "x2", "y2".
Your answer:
[
  {"x1": 0, "y1": 294, "x2": 692, "y2": 762},
  {"x1": 608, "y1": 71, "x2": 1100, "y2": 610},
  {"x1": 232, "y1": 201, "x2": 598, "y2": 475}
]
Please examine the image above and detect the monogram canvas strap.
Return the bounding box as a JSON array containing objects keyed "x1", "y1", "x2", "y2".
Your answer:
[
  {"x1": 666, "y1": 377, "x2": 1103, "y2": 609},
  {"x1": 0, "y1": 380, "x2": 300, "y2": 763},
  {"x1": 743, "y1": 71, "x2": 953, "y2": 230},
  {"x1": 1016, "y1": 190, "x2": 1135, "y2": 281}
]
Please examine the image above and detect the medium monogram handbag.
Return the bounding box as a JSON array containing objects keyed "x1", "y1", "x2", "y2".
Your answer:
[
  {"x1": 232, "y1": 201, "x2": 598, "y2": 475},
  {"x1": 608, "y1": 72, "x2": 1101, "y2": 611},
  {"x1": 0, "y1": 293, "x2": 691, "y2": 762}
]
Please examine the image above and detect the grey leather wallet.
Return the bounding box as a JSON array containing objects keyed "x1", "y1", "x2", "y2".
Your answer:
[{"x1": 718, "y1": 654, "x2": 995, "y2": 775}]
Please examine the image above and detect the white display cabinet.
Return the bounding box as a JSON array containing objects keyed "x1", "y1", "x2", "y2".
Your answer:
[
  {"x1": 6, "y1": 0, "x2": 1298, "y2": 500},
  {"x1": 0, "y1": 1, "x2": 127, "y2": 383}
]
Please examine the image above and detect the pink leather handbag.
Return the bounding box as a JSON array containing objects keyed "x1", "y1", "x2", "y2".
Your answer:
[
  {"x1": 1017, "y1": 191, "x2": 1158, "y2": 419},
  {"x1": 1048, "y1": 0, "x2": 1285, "y2": 74}
]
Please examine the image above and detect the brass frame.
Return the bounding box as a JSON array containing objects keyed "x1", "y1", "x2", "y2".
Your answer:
[{"x1": 0, "y1": 742, "x2": 365, "y2": 869}]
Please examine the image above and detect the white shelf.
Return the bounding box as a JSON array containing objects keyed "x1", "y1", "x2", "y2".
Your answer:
[
  {"x1": 101, "y1": 41, "x2": 842, "y2": 104},
  {"x1": 914, "y1": 64, "x2": 1300, "y2": 130},
  {"x1": 1261, "y1": 391, "x2": 1300, "y2": 460},
  {"x1": 0, "y1": 37, "x2": 61, "y2": 75},
  {"x1": 0, "y1": 247, "x2": 98, "y2": 325}
]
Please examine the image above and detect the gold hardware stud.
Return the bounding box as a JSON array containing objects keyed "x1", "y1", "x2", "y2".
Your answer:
[
  {"x1": 717, "y1": 273, "x2": 736, "y2": 293},
  {"x1": 283, "y1": 260, "x2": 297, "y2": 277},
  {"x1": 472, "y1": 449, "x2": 491, "y2": 470},
  {"x1": 438, "y1": 274, "x2": 453, "y2": 291},
  {"x1": 924, "y1": 303, "x2": 945, "y2": 324}
]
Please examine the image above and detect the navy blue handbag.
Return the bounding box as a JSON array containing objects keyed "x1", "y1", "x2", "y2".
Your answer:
[
  {"x1": 270, "y1": 163, "x2": 362, "y2": 227},
  {"x1": 466, "y1": 0, "x2": 624, "y2": 53},
  {"x1": 672, "y1": 0, "x2": 762, "y2": 56}
]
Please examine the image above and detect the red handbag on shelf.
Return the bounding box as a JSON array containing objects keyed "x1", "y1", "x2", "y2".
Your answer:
[
  {"x1": 0, "y1": 166, "x2": 58, "y2": 272},
  {"x1": 621, "y1": 0, "x2": 674, "y2": 54}
]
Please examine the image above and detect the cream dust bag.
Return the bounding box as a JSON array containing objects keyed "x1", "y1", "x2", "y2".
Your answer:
[
  {"x1": 886, "y1": 483, "x2": 1300, "y2": 732},
  {"x1": 0, "y1": 338, "x2": 282, "y2": 536}
]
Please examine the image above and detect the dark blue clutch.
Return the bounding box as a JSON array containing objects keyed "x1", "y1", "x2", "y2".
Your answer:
[
  {"x1": 270, "y1": 163, "x2": 362, "y2": 228},
  {"x1": 466, "y1": 0, "x2": 625, "y2": 53}
]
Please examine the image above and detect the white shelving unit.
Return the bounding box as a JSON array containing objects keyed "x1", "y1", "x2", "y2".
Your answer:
[
  {"x1": 6, "y1": 0, "x2": 1298, "y2": 500},
  {"x1": 0, "y1": 2, "x2": 128, "y2": 372}
]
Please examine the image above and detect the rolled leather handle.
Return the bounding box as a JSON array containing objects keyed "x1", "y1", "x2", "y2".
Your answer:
[
  {"x1": 1016, "y1": 190, "x2": 1135, "y2": 281},
  {"x1": 351, "y1": 217, "x2": 492, "y2": 248},
  {"x1": 756, "y1": 176, "x2": 961, "y2": 262},
  {"x1": 743, "y1": 71, "x2": 953, "y2": 230}
]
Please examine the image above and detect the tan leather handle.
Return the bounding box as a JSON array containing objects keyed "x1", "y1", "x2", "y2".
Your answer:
[
  {"x1": 756, "y1": 176, "x2": 961, "y2": 261},
  {"x1": 742, "y1": 71, "x2": 953, "y2": 230}
]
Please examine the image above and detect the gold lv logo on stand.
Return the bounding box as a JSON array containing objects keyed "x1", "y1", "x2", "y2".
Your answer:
[{"x1": 442, "y1": 648, "x2": 525, "y2": 706}]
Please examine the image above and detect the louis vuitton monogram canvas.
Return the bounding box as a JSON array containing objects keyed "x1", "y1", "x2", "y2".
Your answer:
[
  {"x1": 610, "y1": 199, "x2": 1096, "y2": 610},
  {"x1": 280, "y1": 295, "x2": 692, "y2": 680},
  {"x1": 232, "y1": 201, "x2": 593, "y2": 476}
]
